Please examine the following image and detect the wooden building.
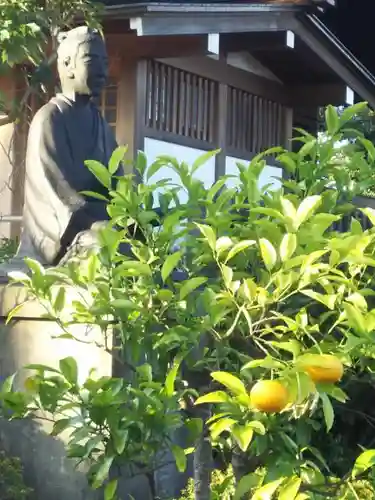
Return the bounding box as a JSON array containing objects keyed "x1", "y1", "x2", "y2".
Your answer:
[{"x1": 1, "y1": 0, "x2": 375, "y2": 238}]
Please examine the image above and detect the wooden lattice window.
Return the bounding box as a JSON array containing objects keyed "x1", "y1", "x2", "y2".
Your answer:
[
  {"x1": 145, "y1": 60, "x2": 217, "y2": 143},
  {"x1": 227, "y1": 87, "x2": 285, "y2": 154},
  {"x1": 98, "y1": 78, "x2": 118, "y2": 135}
]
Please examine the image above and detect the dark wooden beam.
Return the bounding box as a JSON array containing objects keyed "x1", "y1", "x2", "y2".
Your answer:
[
  {"x1": 106, "y1": 33, "x2": 209, "y2": 61},
  {"x1": 159, "y1": 56, "x2": 291, "y2": 105},
  {"x1": 290, "y1": 83, "x2": 347, "y2": 106},
  {"x1": 291, "y1": 17, "x2": 375, "y2": 108},
  {"x1": 221, "y1": 32, "x2": 289, "y2": 55},
  {"x1": 130, "y1": 12, "x2": 294, "y2": 37}
]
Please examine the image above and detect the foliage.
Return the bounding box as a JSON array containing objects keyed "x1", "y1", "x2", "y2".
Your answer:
[
  {"x1": 177, "y1": 467, "x2": 235, "y2": 500},
  {"x1": 0, "y1": 450, "x2": 33, "y2": 500},
  {"x1": 0, "y1": 238, "x2": 17, "y2": 263},
  {"x1": 0, "y1": 0, "x2": 101, "y2": 124},
  {"x1": 3, "y1": 103, "x2": 375, "y2": 499}
]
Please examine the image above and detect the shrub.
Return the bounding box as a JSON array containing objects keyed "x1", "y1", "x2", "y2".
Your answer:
[
  {"x1": 0, "y1": 451, "x2": 33, "y2": 500},
  {"x1": 3, "y1": 103, "x2": 375, "y2": 499}
]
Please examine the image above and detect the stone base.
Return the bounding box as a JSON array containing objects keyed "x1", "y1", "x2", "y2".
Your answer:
[{"x1": 0, "y1": 282, "x2": 111, "y2": 500}]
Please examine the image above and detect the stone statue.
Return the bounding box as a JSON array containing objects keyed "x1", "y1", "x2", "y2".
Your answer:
[{"x1": 2, "y1": 26, "x2": 120, "y2": 275}]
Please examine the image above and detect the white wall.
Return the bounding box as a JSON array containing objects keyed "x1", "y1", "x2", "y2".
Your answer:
[
  {"x1": 143, "y1": 138, "x2": 283, "y2": 202},
  {"x1": 225, "y1": 156, "x2": 282, "y2": 192},
  {"x1": 144, "y1": 138, "x2": 216, "y2": 204}
]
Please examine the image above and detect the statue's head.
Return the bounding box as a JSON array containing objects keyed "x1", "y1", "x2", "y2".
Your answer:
[{"x1": 57, "y1": 26, "x2": 108, "y2": 99}]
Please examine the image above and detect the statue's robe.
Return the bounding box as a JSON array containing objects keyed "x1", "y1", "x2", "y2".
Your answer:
[{"x1": 18, "y1": 94, "x2": 119, "y2": 265}]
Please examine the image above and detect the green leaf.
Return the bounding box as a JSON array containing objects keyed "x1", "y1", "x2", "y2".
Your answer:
[
  {"x1": 352, "y1": 449, "x2": 375, "y2": 478},
  {"x1": 216, "y1": 236, "x2": 233, "y2": 256},
  {"x1": 196, "y1": 223, "x2": 216, "y2": 250},
  {"x1": 320, "y1": 393, "x2": 334, "y2": 432},
  {"x1": 325, "y1": 105, "x2": 340, "y2": 135},
  {"x1": 271, "y1": 340, "x2": 301, "y2": 358},
  {"x1": 135, "y1": 150, "x2": 147, "y2": 176},
  {"x1": 191, "y1": 149, "x2": 220, "y2": 173},
  {"x1": 340, "y1": 102, "x2": 368, "y2": 126},
  {"x1": 85, "y1": 160, "x2": 111, "y2": 189},
  {"x1": 232, "y1": 423, "x2": 254, "y2": 452},
  {"x1": 253, "y1": 478, "x2": 285, "y2": 500},
  {"x1": 171, "y1": 444, "x2": 187, "y2": 472},
  {"x1": 210, "y1": 417, "x2": 237, "y2": 440},
  {"x1": 242, "y1": 358, "x2": 284, "y2": 370},
  {"x1": 280, "y1": 197, "x2": 297, "y2": 220},
  {"x1": 6, "y1": 302, "x2": 28, "y2": 324},
  {"x1": 259, "y1": 238, "x2": 277, "y2": 271},
  {"x1": 80, "y1": 191, "x2": 109, "y2": 201},
  {"x1": 360, "y1": 207, "x2": 375, "y2": 227},
  {"x1": 164, "y1": 355, "x2": 182, "y2": 397},
  {"x1": 211, "y1": 371, "x2": 247, "y2": 396},
  {"x1": 109, "y1": 146, "x2": 127, "y2": 175},
  {"x1": 110, "y1": 299, "x2": 138, "y2": 310},
  {"x1": 301, "y1": 290, "x2": 337, "y2": 310},
  {"x1": 161, "y1": 251, "x2": 182, "y2": 282},
  {"x1": 51, "y1": 419, "x2": 71, "y2": 436},
  {"x1": 234, "y1": 473, "x2": 260, "y2": 500},
  {"x1": 92, "y1": 456, "x2": 114, "y2": 489},
  {"x1": 195, "y1": 391, "x2": 231, "y2": 405},
  {"x1": 54, "y1": 287, "x2": 66, "y2": 313},
  {"x1": 146, "y1": 159, "x2": 165, "y2": 180},
  {"x1": 225, "y1": 240, "x2": 256, "y2": 263},
  {"x1": 248, "y1": 421, "x2": 266, "y2": 435},
  {"x1": 298, "y1": 140, "x2": 316, "y2": 159},
  {"x1": 180, "y1": 277, "x2": 208, "y2": 300},
  {"x1": 280, "y1": 234, "x2": 297, "y2": 262},
  {"x1": 59, "y1": 357, "x2": 78, "y2": 386},
  {"x1": 295, "y1": 196, "x2": 322, "y2": 229},
  {"x1": 343, "y1": 302, "x2": 367, "y2": 334},
  {"x1": 1, "y1": 374, "x2": 15, "y2": 393},
  {"x1": 278, "y1": 477, "x2": 301, "y2": 500},
  {"x1": 104, "y1": 479, "x2": 118, "y2": 500}
]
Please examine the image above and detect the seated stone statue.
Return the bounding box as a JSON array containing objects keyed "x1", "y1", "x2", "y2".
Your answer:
[{"x1": 4, "y1": 26, "x2": 121, "y2": 273}]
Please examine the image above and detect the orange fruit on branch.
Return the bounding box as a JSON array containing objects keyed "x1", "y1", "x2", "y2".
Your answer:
[
  {"x1": 250, "y1": 380, "x2": 288, "y2": 413},
  {"x1": 299, "y1": 354, "x2": 344, "y2": 384}
]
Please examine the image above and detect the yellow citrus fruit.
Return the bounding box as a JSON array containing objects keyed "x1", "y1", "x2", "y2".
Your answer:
[
  {"x1": 302, "y1": 354, "x2": 344, "y2": 384},
  {"x1": 250, "y1": 380, "x2": 288, "y2": 413}
]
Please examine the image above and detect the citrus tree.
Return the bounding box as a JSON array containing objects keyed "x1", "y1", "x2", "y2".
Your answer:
[{"x1": 3, "y1": 103, "x2": 375, "y2": 500}]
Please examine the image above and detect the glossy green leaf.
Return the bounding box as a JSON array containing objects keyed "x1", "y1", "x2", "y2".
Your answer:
[
  {"x1": 211, "y1": 371, "x2": 247, "y2": 396},
  {"x1": 352, "y1": 449, "x2": 375, "y2": 478},
  {"x1": 92, "y1": 456, "x2": 114, "y2": 489},
  {"x1": 320, "y1": 393, "x2": 334, "y2": 432},
  {"x1": 234, "y1": 473, "x2": 260, "y2": 500},
  {"x1": 195, "y1": 391, "x2": 231, "y2": 405},
  {"x1": 109, "y1": 146, "x2": 127, "y2": 175},
  {"x1": 171, "y1": 444, "x2": 187, "y2": 472},
  {"x1": 280, "y1": 234, "x2": 297, "y2": 262},
  {"x1": 196, "y1": 223, "x2": 216, "y2": 250},
  {"x1": 210, "y1": 417, "x2": 237, "y2": 440},
  {"x1": 85, "y1": 160, "x2": 111, "y2": 189},
  {"x1": 252, "y1": 478, "x2": 285, "y2": 500},
  {"x1": 180, "y1": 277, "x2": 208, "y2": 300},
  {"x1": 232, "y1": 423, "x2": 254, "y2": 452},
  {"x1": 161, "y1": 251, "x2": 182, "y2": 282},
  {"x1": 325, "y1": 104, "x2": 340, "y2": 135},
  {"x1": 215, "y1": 236, "x2": 233, "y2": 256},
  {"x1": 191, "y1": 149, "x2": 220, "y2": 173},
  {"x1": 259, "y1": 238, "x2": 277, "y2": 271},
  {"x1": 51, "y1": 418, "x2": 71, "y2": 437},
  {"x1": 164, "y1": 356, "x2": 182, "y2": 397},
  {"x1": 301, "y1": 290, "x2": 337, "y2": 311},
  {"x1": 53, "y1": 287, "x2": 66, "y2": 313},
  {"x1": 278, "y1": 476, "x2": 301, "y2": 500},
  {"x1": 295, "y1": 196, "x2": 322, "y2": 229},
  {"x1": 104, "y1": 479, "x2": 118, "y2": 500},
  {"x1": 80, "y1": 191, "x2": 109, "y2": 201},
  {"x1": 225, "y1": 240, "x2": 256, "y2": 262},
  {"x1": 59, "y1": 357, "x2": 78, "y2": 386}
]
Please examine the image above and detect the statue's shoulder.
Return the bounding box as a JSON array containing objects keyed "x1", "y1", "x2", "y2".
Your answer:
[{"x1": 31, "y1": 97, "x2": 66, "y2": 125}]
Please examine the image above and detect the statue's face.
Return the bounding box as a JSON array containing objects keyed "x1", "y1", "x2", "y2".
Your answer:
[{"x1": 69, "y1": 37, "x2": 108, "y2": 98}]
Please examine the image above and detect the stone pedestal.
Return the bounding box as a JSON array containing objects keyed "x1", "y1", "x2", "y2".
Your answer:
[{"x1": 0, "y1": 281, "x2": 112, "y2": 500}]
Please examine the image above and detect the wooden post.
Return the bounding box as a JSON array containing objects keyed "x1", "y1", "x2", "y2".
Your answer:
[
  {"x1": 116, "y1": 58, "x2": 147, "y2": 173},
  {"x1": 215, "y1": 83, "x2": 228, "y2": 180}
]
